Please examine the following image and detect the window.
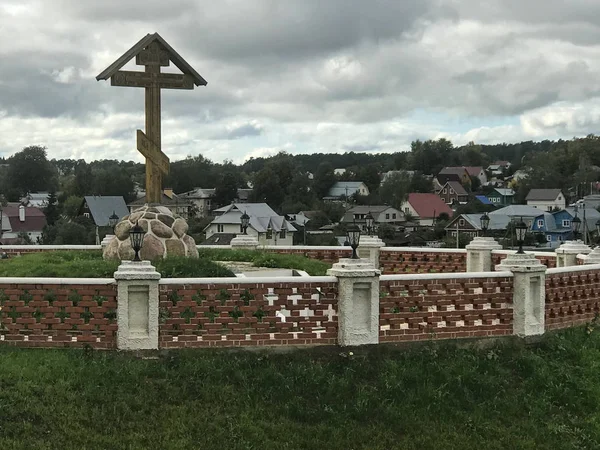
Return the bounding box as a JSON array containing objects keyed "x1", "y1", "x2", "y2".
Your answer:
[
  {"x1": 386, "y1": 213, "x2": 390, "y2": 219},
  {"x1": 537, "y1": 219, "x2": 544, "y2": 228},
  {"x1": 450, "y1": 188, "x2": 454, "y2": 194},
  {"x1": 266, "y1": 228, "x2": 273, "y2": 239},
  {"x1": 83, "y1": 212, "x2": 90, "y2": 218},
  {"x1": 459, "y1": 219, "x2": 465, "y2": 226},
  {"x1": 280, "y1": 229, "x2": 286, "y2": 239},
  {"x1": 562, "y1": 219, "x2": 570, "y2": 228},
  {"x1": 443, "y1": 188, "x2": 447, "y2": 194},
  {"x1": 392, "y1": 213, "x2": 396, "y2": 219},
  {"x1": 404, "y1": 207, "x2": 410, "y2": 214},
  {"x1": 546, "y1": 235, "x2": 552, "y2": 242},
  {"x1": 217, "y1": 224, "x2": 224, "y2": 233}
]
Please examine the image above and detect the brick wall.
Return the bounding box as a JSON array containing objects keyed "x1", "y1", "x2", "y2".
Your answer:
[
  {"x1": 0, "y1": 282, "x2": 117, "y2": 348},
  {"x1": 379, "y1": 274, "x2": 514, "y2": 342},
  {"x1": 158, "y1": 280, "x2": 338, "y2": 348},
  {"x1": 379, "y1": 249, "x2": 468, "y2": 273},
  {"x1": 491, "y1": 251, "x2": 557, "y2": 269},
  {"x1": 545, "y1": 269, "x2": 600, "y2": 331}
]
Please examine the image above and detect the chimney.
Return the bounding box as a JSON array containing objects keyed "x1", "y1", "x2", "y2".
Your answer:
[
  {"x1": 163, "y1": 187, "x2": 173, "y2": 199},
  {"x1": 19, "y1": 205, "x2": 25, "y2": 222}
]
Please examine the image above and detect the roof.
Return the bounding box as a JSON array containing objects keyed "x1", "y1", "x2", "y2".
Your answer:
[
  {"x1": 327, "y1": 181, "x2": 368, "y2": 197},
  {"x1": 442, "y1": 181, "x2": 468, "y2": 195},
  {"x1": 564, "y1": 207, "x2": 600, "y2": 232},
  {"x1": 464, "y1": 166, "x2": 484, "y2": 176},
  {"x1": 200, "y1": 233, "x2": 237, "y2": 246},
  {"x1": 84, "y1": 196, "x2": 130, "y2": 226},
  {"x1": 490, "y1": 205, "x2": 541, "y2": 217},
  {"x1": 535, "y1": 212, "x2": 559, "y2": 232},
  {"x1": 96, "y1": 33, "x2": 207, "y2": 87},
  {"x1": 448, "y1": 213, "x2": 510, "y2": 231},
  {"x1": 475, "y1": 195, "x2": 493, "y2": 205},
  {"x1": 3, "y1": 206, "x2": 46, "y2": 232},
  {"x1": 346, "y1": 205, "x2": 392, "y2": 214},
  {"x1": 407, "y1": 193, "x2": 453, "y2": 218},
  {"x1": 492, "y1": 188, "x2": 515, "y2": 196},
  {"x1": 438, "y1": 167, "x2": 468, "y2": 176},
  {"x1": 129, "y1": 192, "x2": 190, "y2": 206},
  {"x1": 526, "y1": 189, "x2": 563, "y2": 201},
  {"x1": 209, "y1": 203, "x2": 297, "y2": 233},
  {"x1": 179, "y1": 188, "x2": 215, "y2": 199}
]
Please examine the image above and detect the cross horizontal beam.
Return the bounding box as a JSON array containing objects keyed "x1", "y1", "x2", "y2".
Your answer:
[
  {"x1": 111, "y1": 70, "x2": 194, "y2": 90},
  {"x1": 137, "y1": 130, "x2": 169, "y2": 175}
]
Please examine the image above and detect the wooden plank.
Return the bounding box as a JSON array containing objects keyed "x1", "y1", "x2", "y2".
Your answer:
[
  {"x1": 111, "y1": 71, "x2": 194, "y2": 90},
  {"x1": 137, "y1": 130, "x2": 169, "y2": 175}
]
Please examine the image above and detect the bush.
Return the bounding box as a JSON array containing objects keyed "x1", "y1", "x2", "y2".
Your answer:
[{"x1": 0, "y1": 251, "x2": 234, "y2": 278}]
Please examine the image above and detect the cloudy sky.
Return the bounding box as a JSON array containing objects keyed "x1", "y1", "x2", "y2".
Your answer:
[{"x1": 1, "y1": 0, "x2": 600, "y2": 165}]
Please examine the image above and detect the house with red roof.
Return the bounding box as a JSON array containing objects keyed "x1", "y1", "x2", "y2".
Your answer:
[
  {"x1": 401, "y1": 193, "x2": 453, "y2": 226},
  {"x1": 0, "y1": 205, "x2": 46, "y2": 244}
]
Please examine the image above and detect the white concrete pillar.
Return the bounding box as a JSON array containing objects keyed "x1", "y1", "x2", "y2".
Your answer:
[
  {"x1": 555, "y1": 240, "x2": 591, "y2": 267},
  {"x1": 582, "y1": 246, "x2": 600, "y2": 264},
  {"x1": 114, "y1": 260, "x2": 161, "y2": 350},
  {"x1": 101, "y1": 234, "x2": 115, "y2": 250},
  {"x1": 230, "y1": 234, "x2": 259, "y2": 251},
  {"x1": 465, "y1": 236, "x2": 502, "y2": 272},
  {"x1": 496, "y1": 253, "x2": 547, "y2": 337},
  {"x1": 357, "y1": 235, "x2": 386, "y2": 270},
  {"x1": 328, "y1": 258, "x2": 381, "y2": 346}
]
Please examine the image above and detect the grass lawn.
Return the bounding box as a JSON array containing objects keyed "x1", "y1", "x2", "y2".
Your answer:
[{"x1": 1, "y1": 327, "x2": 600, "y2": 449}]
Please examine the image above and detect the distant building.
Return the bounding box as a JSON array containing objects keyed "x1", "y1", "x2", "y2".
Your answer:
[
  {"x1": 342, "y1": 205, "x2": 405, "y2": 231},
  {"x1": 436, "y1": 167, "x2": 471, "y2": 186},
  {"x1": 129, "y1": 188, "x2": 191, "y2": 218},
  {"x1": 0, "y1": 205, "x2": 46, "y2": 244},
  {"x1": 526, "y1": 189, "x2": 566, "y2": 211},
  {"x1": 324, "y1": 181, "x2": 370, "y2": 201},
  {"x1": 445, "y1": 213, "x2": 511, "y2": 239},
  {"x1": 437, "y1": 181, "x2": 468, "y2": 205},
  {"x1": 486, "y1": 188, "x2": 514, "y2": 207},
  {"x1": 203, "y1": 203, "x2": 296, "y2": 246},
  {"x1": 81, "y1": 196, "x2": 129, "y2": 227},
  {"x1": 22, "y1": 192, "x2": 51, "y2": 208},
  {"x1": 178, "y1": 188, "x2": 253, "y2": 217},
  {"x1": 464, "y1": 166, "x2": 487, "y2": 185},
  {"x1": 401, "y1": 193, "x2": 453, "y2": 226}
]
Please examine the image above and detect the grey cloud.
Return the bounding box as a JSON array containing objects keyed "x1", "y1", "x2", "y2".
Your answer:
[
  {"x1": 212, "y1": 122, "x2": 264, "y2": 140},
  {"x1": 342, "y1": 143, "x2": 382, "y2": 152}
]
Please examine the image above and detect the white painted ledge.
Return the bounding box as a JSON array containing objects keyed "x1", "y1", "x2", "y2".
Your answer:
[
  {"x1": 546, "y1": 263, "x2": 600, "y2": 275},
  {"x1": 380, "y1": 271, "x2": 513, "y2": 281},
  {"x1": 0, "y1": 277, "x2": 114, "y2": 284},
  {"x1": 159, "y1": 276, "x2": 338, "y2": 285},
  {"x1": 0, "y1": 245, "x2": 101, "y2": 250},
  {"x1": 381, "y1": 246, "x2": 467, "y2": 253}
]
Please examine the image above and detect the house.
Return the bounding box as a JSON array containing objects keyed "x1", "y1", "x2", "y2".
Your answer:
[
  {"x1": 334, "y1": 168, "x2": 347, "y2": 176},
  {"x1": 445, "y1": 213, "x2": 511, "y2": 239},
  {"x1": 381, "y1": 170, "x2": 416, "y2": 184},
  {"x1": 128, "y1": 188, "x2": 191, "y2": 218},
  {"x1": 488, "y1": 204, "x2": 541, "y2": 230},
  {"x1": 81, "y1": 196, "x2": 129, "y2": 227},
  {"x1": 0, "y1": 205, "x2": 46, "y2": 244},
  {"x1": 342, "y1": 205, "x2": 405, "y2": 232},
  {"x1": 22, "y1": 192, "x2": 51, "y2": 208},
  {"x1": 531, "y1": 207, "x2": 600, "y2": 247},
  {"x1": 487, "y1": 161, "x2": 511, "y2": 175},
  {"x1": 436, "y1": 167, "x2": 471, "y2": 187},
  {"x1": 464, "y1": 166, "x2": 488, "y2": 185},
  {"x1": 526, "y1": 189, "x2": 566, "y2": 211},
  {"x1": 178, "y1": 188, "x2": 253, "y2": 217},
  {"x1": 486, "y1": 188, "x2": 514, "y2": 207},
  {"x1": 324, "y1": 181, "x2": 370, "y2": 201},
  {"x1": 475, "y1": 195, "x2": 494, "y2": 206},
  {"x1": 437, "y1": 181, "x2": 469, "y2": 205},
  {"x1": 204, "y1": 203, "x2": 296, "y2": 246},
  {"x1": 401, "y1": 193, "x2": 453, "y2": 226}
]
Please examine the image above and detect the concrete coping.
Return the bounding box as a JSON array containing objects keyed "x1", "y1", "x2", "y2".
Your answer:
[
  {"x1": 0, "y1": 245, "x2": 102, "y2": 250},
  {"x1": 381, "y1": 246, "x2": 467, "y2": 253},
  {"x1": 380, "y1": 271, "x2": 513, "y2": 281},
  {"x1": 546, "y1": 262, "x2": 600, "y2": 275},
  {"x1": 0, "y1": 277, "x2": 114, "y2": 284},
  {"x1": 159, "y1": 276, "x2": 339, "y2": 285},
  {"x1": 491, "y1": 249, "x2": 558, "y2": 258}
]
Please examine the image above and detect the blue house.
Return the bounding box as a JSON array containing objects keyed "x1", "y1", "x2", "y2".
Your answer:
[{"x1": 531, "y1": 207, "x2": 600, "y2": 247}]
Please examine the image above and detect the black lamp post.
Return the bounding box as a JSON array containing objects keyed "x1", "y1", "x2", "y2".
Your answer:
[
  {"x1": 365, "y1": 211, "x2": 374, "y2": 236},
  {"x1": 515, "y1": 218, "x2": 527, "y2": 254},
  {"x1": 571, "y1": 214, "x2": 582, "y2": 241},
  {"x1": 347, "y1": 223, "x2": 361, "y2": 259},
  {"x1": 108, "y1": 211, "x2": 119, "y2": 230},
  {"x1": 129, "y1": 221, "x2": 145, "y2": 261},
  {"x1": 240, "y1": 211, "x2": 250, "y2": 235},
  {"x1": 480, "y1": 212, "x2": 490, "y2": 237}
]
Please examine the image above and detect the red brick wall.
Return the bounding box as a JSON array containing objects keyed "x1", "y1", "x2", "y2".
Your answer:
[
  {"x1": 379, "y1": 275, "x2": 514, "y2": 342},
  {"x1": 545, "y1": 270, "x2": 600, "y2": 331},
  {"x1": 491, "y1": 252, "x2": 557, "y2": 269},
  {"x1": 379, "y1": 250, "x2": 468, "y2": 273},
  {"x1": 159, "y1": 281, "x2": 338, "y2": 348},
  {"x1": 0, "y1": 283, "x2": 117, "y2": 348}
]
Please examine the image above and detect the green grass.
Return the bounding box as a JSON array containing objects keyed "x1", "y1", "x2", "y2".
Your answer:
[
  {"x1": 0, "y1": 251, "x2": 234, "y2": 278},
  {"x1": 2, "y1": 327, "x2": 600, "y2": 449},
  {"x1": 197, "y1": 248, "x2": 331, "y2": 276}
]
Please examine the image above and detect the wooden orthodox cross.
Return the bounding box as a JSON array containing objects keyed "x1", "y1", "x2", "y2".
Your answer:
[{"x1": 96, "y1": 33, "x2": 207, "y2": 204}]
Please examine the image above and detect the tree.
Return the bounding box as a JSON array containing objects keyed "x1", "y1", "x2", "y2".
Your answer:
[
  {"x1": 7, "y1": 146, "x2": 57, "y2": 196},
  {"x1": 249, "y1": 167, "x2": 285, "y2": 211},
  {"x1": 213, "y1": 172, "x2": 238, "y2": 208},
  {"x1": 63, "y1": 196, "x2": 83, "y2": 218},
  {"x1": 313, "y1": 162, "x2": 336, "y2": 199},
  {"x1": 379, "y1": 171, "x2": 411, "y2": 209},
  {"x1": 43, "y1": 191, "x2": 60, "y2": 226}
]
